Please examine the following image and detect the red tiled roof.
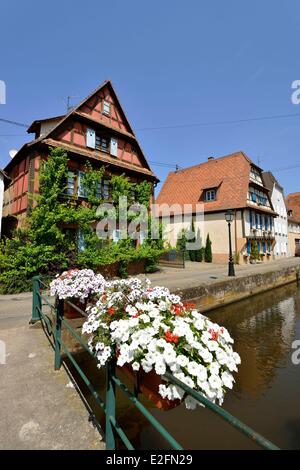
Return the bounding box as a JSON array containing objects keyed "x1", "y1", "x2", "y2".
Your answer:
[
  {"x1": 156, "y1": 151, "x2": 274, "y2": 215},
  {"x1": 286, "y1": 192, "x2": 300, "y2": 222}
]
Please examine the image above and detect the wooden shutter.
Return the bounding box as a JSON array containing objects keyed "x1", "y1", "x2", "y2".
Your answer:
[
  {"x1": 110, "y1": 137, "x2": 118, "y2": 157},
  {"x1": 86, "y1": 128, "x2": 96, "y2": 148}
]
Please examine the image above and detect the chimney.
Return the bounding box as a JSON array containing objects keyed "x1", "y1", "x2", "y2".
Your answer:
[{"x1": 208, "y1": 156, "x2": 214, "y2": 161}]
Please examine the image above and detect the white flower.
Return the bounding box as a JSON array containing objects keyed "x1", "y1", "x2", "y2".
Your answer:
[
  {"x1": 208, "y1": 374, "x2": 222, "y2": 390},
  {"x1": 209, "y1": 362, "x2": 220, "y2": 376},
  {"x1": 132, "y1": 361, "x2": 140, "y2": 371},
  {"x1": 155, "y1": 360, "x2": 166, "y2": 375},
  {"x1": 221, "y1": 371, "x2": 234, "y2": 389},
  {"x1": 187, "y1": 361, "x2": 200, "y2": 376},
  {"x1": 177, "y1": 355, "x2": 189, "y2": 367}
]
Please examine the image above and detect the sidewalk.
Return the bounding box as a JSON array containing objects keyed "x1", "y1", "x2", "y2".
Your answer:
[
  {"x1": 142, "y1": 257, "x2": 300, "y2": 292},
  {"x1": 0, "y1": 294, "x2": 104, "y2": 450}
]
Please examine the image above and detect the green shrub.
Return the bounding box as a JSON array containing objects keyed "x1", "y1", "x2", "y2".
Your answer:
[{"x1": 204, "y1": 234, "x2": 213, "y2": 263}]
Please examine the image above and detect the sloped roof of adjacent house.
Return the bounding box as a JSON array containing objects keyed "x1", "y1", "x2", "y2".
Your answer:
[
  {"x1": 4, "y1": 80, "x2": 158, "y2": 181},
  {"x1": 262, "y1": 171, "x2": 284, "y2": 193},
  {"x1": 156, "y1": 151, "x2": 276, "y2": 215},
  {"x1": 286, "y1": 192, "x2": 300, "y2": 222}
]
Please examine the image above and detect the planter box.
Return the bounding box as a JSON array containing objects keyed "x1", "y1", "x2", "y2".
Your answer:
[
  {"x1": 127, "y1": 259, "x2": 146, "y2": 275},
  {"x1": 121, "y1": 364, "x2": 182, "y2": 410},
  {"x1": 97, "y1": 262, "x2": 119, "y2": 278},
  {"x1": 96, "y1": 259, "x2": 147, "y2": 278}
]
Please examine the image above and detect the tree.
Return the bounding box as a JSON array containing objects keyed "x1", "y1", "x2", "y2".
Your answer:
[
  {"x1": 204, "y1": 233, "x2": 212, "y2": 263},
  {"x1": 188, "y1": 220, "x2": 196, "y2": 261},
  {"x1": 250, "y1": 240, "x2": 259, "y2": 261},
  {"x1": 195, "y1": 229, "x2": 203, "y2": 262},
  {"x1": 176, "y1": 228, "x2": 187, "y2": 252}
]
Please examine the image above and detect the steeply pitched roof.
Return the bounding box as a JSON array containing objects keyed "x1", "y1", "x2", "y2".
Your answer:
[
  {"x1": 156, "y1": 151, "x2": 275, "y2": 215},
  {"x1": 286, "y1": 192, "x2": 300, "y2": 222},
  {"x1": 4, "y1": 80, "x2": 157, "y2": 180}
]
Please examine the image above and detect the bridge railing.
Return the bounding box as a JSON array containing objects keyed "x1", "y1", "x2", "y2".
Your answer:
[{"x1": 31, "y1": 275, "x2": 280, "y2": 451}]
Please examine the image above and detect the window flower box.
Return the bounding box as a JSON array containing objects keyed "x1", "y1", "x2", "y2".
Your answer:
[{"x1": 81, "y1": 277, "x2": 241, "y2": 411}]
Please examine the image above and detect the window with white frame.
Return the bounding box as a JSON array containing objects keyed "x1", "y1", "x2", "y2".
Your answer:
[
  {"x1": 103, "y1": 100, "x2": 111, "y2": 115},
  {"x1": 205, "y1": 189, "x2": 216, "y2": 201}
]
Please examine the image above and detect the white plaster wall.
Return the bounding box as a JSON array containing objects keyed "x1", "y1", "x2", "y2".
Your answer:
[{"x1": 272, "y1": 185, "x2": 289, "y2": 257}]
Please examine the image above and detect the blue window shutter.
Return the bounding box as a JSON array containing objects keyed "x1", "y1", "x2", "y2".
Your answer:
[
  {"x1": 86, "y1": 128, "x2": 96, "y2": 148},
  {"x1": 265, "y1": 216, "x2": 269, "y2": 231},
  {"x1": 110, "y1": 137, "x2": 118, "y2": 157},
  {"x1": 263, "y1": 241, "x2": 267, "y2": 253},
  {"x1": 250, "y1": 210, "x2": 253, "y2": 229},
  {"x1": 247, "y1": 240, "x2": 251, "y2": 254}
]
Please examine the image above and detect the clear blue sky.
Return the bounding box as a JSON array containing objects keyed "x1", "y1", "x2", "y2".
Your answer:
[{"x1": 1, "y1": 0, "x2": 300, "y2": 196}]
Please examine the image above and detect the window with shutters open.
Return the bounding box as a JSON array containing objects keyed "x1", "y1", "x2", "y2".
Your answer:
[{"x1": 95, "y1": 134, "x2": 109, "y2": 152}]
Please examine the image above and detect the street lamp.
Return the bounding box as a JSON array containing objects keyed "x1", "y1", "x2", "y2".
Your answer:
[{"x1": 225, "y1": 209, "x2": 235, "y2": 277}]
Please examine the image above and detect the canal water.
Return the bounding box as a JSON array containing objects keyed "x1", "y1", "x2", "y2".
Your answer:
[{"x1": 74, "y1": 282, "x2": 300, "y2": 449}]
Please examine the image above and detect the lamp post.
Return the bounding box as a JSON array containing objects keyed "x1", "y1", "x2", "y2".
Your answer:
[{"x1": 225, "y1": 209, "x2": 235, "y2": 277}]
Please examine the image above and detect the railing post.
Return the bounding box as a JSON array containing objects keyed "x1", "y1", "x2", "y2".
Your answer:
[
  {"x1": 106, "y1": 359, "x2": 116, "y2": 450},
  {"x1": 30, "y1": 275, "x2": 42, "y2": 324},
  {"x1": 54, "y1": 298, "x2": 64, "y2": 370}
]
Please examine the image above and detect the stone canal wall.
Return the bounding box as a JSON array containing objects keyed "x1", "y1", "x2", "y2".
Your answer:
[{"x1": 174, "y1": 263, "x2": 300, "y2": 313}]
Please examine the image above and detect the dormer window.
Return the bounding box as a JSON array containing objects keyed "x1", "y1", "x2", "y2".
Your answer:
[
  {"x1": 205, "y1": 189, "x2": 217, "y2": 201},
  {"x1": 103, "y1": 100, "x2": 111, "y2": 115}
]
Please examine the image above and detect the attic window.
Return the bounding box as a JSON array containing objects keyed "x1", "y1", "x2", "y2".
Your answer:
[
  {"x1": 103, "y1": 100, "x2": 110, "y2": 115},
  {"x1": 205, "y1": 189, "x2": 217, "y2": 202}
]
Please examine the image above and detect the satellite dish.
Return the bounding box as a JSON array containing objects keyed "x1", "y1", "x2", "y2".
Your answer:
[{"x1": 9, "y1": 149, "x2": 18, "y2": 159}]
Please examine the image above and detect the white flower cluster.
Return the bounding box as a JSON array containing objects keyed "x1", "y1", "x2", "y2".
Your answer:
[
  {"x1": 50, "y1": 269, "x2": 106, "y2": 302},
  {"x1": 82, "y1": 277, "x2": 241, "y2": 410}
]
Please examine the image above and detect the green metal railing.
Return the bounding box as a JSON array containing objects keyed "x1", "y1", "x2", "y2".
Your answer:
[{"x1": 31, "y1": 275, "x2": 280, "y2": 451}]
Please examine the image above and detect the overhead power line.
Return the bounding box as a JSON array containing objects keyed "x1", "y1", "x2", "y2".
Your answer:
[
  {"x1": 136, "y1": 112, "x2": 300, "y2": 131},
  {"x1": 0, "y1": 118, "x2": 29, "y2": 128}
]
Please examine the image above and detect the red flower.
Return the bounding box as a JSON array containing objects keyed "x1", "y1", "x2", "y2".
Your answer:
[
  {"x1": 183, "y1": 302, "x2": 196, "y2": 310},
  {"x1": 209, "y1": 328, "x2": 219, "y2": 341},
  {"x1": 165, "y1": 330, "x2": 179, "y2": 344},
  {"x1": 108, "y1": 307, "x2": 115, "y2": 316},
  {"x1": 172, "y1": 304, "x2": 183, "y2": 316}
]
